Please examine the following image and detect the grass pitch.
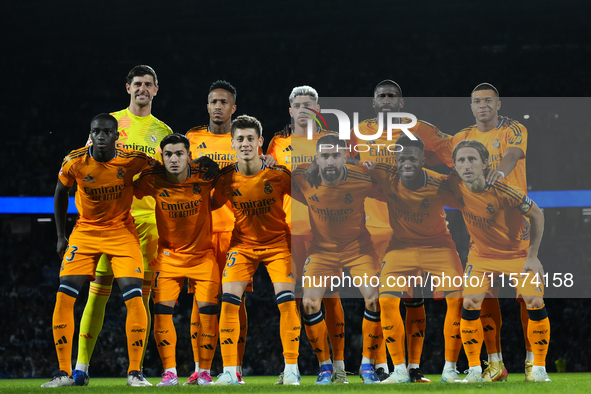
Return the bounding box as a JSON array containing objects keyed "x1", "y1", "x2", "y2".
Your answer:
[{"x1": 2, "y1": 374, "x2": 591, "y2": 393}]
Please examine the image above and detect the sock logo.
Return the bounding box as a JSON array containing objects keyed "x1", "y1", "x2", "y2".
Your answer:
[
  {"x1": 412, "y1": 330, "x2": 424, "y2": 338},
  {"x1": 533, "y1": 330, "x2": 548, "y2": 334},
  {"x1": 222, "y1": 339, "x2": 234, "y2": 345},
  {"x1": 309, "y1": 337, "x2": 319, "y2": 343},
  {"x1": 201, "y1": 333, "x2": 216, "y2": 338},
  {"x1": 53, "y1": 324, "x2": 67, "y2": 329},
  {"x1": 314, "y1": 348, "x2": 323, "y2": 353},
  {"x1": 451, "y1": 335, "x2": 461, "y2": 339},
  {"x1": 238, "y1": 337, "x2": 245, "y2": 343},
  {"x1": 463, "y1": 338, "x2": 479, "y2": 345},
  {"x1": 367, "y1": 344, "x2": 379, "y2": 350},
  {"x1": 382, "y1": 325, "x2": 394, "y2": 330},
  {"x1": 157, "y1": 340, "x2": 169, "y2": 347},
  {"x1": 336, "y1": 323, "x2": 345, "y2": 327},
  {"x1": 411, "y1": 319, "x2": 425, "y2": 324},
  {"x1": 293, "y1": 326, "x2": 301, "y2": 331},
  {"x1": 453, "y1": 322, "x2": 460, "y2": 326},
  {"x1": 462, "y1": 329, "x2": 478, "y2": 334},
  {"x1": 535, "y1": 339, "x2": 548, "y2": 345},
  {"x1": 221, "y1": 329, "x2": 234, "y2": 333},
  {"x1": 385, "y1": 337, "x2": 396, "y2": 343},
  {"x1": 131, "y1": 328, "x2": 146, "y2": 332},
  {"x1": 200, "y1": 344, "x2": 214, "y2": 350},
  {"x1": 334, "y1": 333, "x2": 344, "y2": 338},
  {"x1": 483, "y1": 324, "x2": 494, "y2": 332},
  {"x1": 155, "y1": 330, "x2": 169, "y2": 334},
  {"x1": 133, "y1": 340, "x2": 144, "y2": 347},
  {"x1": 291, "y1": 336, "x2": 300, "y2": 342},
  {"x1": 55, "y1": 336, "x2": 68, "y2": 345},
  {"x1": 367, "y1": 333, "x2": 381, "y2": 339}
]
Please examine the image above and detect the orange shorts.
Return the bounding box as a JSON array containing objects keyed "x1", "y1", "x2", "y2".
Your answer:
[
  {"x1": 292, "y1": 234, "x2": 312, "y2": 281},
  {"x1": 380, "y1": 241, "x2": 463, "y2": 298},
  {"x1": 462, "y1": 254, "x2": 545, "y2": 298},
  {"x1": 302, "y1": 243, "x2": 380, "y2": 289},
  {"x1": 152, "y1": 249, "x2": 219, "y2": 304},
  {"x1": 222, "y1": 244, "x2": 294, "y2": 286},
  {"x1": 367, "y1": 225, "x2": 392, "y2": 261},
  {"x1": 60, "y1": 225, "x2": 143, "y2": 280}
]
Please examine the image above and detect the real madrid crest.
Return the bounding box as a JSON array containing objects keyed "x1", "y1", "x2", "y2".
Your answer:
[
  {"x1": 264, "y1": 182, "x2": 273, "y2": 194},
  {"x1": 486, "y1": 203, "x2": 495, "y2": 214},
  {"x1": 117, "y1": 167, "x2": 126, "y2": 179},
  {"x1": 421, "y1": 198, "x2": 430, "y2": 209},
  {"x1": 193, "y1": 184, "x2": 201, "y2": 194},
  {"x1": 492, "y1": 138, "x2": 500, "y2": 150},
  {"x1": 344, "y1": 192, "x2": 353, "y2": 204}
]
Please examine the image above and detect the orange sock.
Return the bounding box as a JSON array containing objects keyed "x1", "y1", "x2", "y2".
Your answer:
[
  {"x1": 404, "y1": 299, "x2": 425, "y2": 365},
  {"x1": 124, "y1": 293, "x2": 148, "y2": 374},
  {"x1": 198, "y1": 305, "x2": 219, "y2": 370},
  {"x1": 295, "y1": 297, "x2": 302, "y2": 319},
  {"x1": 237, "y1": 297, "x2": 247, "y2": 368},
  {"x1": 323, "y1": 295, "x2": 345, "y2": 361},
  {"x1": 520, "y1": 300, "x2": 531, "y2": 352},
  {"x1": 154, "y1": 304, "x2": 176, "y2": 369},
  {"x1": 526, "y1": 306, "x2": 550, "y2": 366},
  {"x1": 460, "y1": 308, "x2": 483, "y2": 367},
  {"x1": 444, "y1": 297, "x2": 463, "y2": 362},
  {"x1": 374, "y1": 304, "x2": 387, "y2": 366},
  {"x1": 140, "y1": 282, "x2": 151, "y2": 370},
  {"x1": 480, "y1": 297, "x2": 501, "y2": 355},
  {"x1": 362, "y1": 309, "x2": 382, "y2": 360},
  {"x1": 190, "y1": 297, "x2": 200, "y2": 364},
  {"x1": 304, "y1": 310, "x2": 331, "y2": 363},
  {"x1": 219, "y1": 294, "x2": 241, "y2": 367},
  {"x1": 379, "y1": 298, "x2": 405, "y2": 365},
  {"x1": 53, "y1": 291, "x2": 77, "y2": 374},
  {"x1": 277, "y1": 292, "x2": 300, "y2": 364}
]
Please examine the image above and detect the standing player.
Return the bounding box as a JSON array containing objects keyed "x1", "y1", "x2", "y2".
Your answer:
[
  {"x1": 356, "y1": 136, "x2": 464, "y2": 384},
  {"x1": 292, "y1": 134, "x2": 384, "y2": 385},
  {"x1": 73, "y1": 65, "x2": 172, "y2": 384},
  {"x1": 267, "y1": 86, "x2": 349, "y2": 383},
  {"x1": 352, "y1": 80, "x2": 454, "y2": 380},
  {"x1": 440, "y1": 83, "x2": 530, "y2": 381},
  {"x1": 448, "y1": 140, "x2": 550, "y2": 383},
  {"x1": 43, "y1": 114, "x2": 154, "y2": 387},
  {"x1": 133, "y1": 134, "x2": 220, "y2": 386},
  {"x1": 184, "y1": 80, "x2": 248, "y2": 384},
  {"x1": 212, "y1": 115, "x2": 300, "y2": 385}
]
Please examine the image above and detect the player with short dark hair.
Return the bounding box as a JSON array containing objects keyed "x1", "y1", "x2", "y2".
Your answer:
[
  {"x1": 448, "y1": 140, "x2": 550, "y2": 383},
  {"x1": 73, "y1": 66, "x2": 173, "y2": 385},
  {"x1": 133, "y1": 133, "x2": 219, "y2": 386},
  {"x1": 43, "y1": 114, "x2": 156, "y2": 388},
  {"x1": 212, "y1": 115, "x2": 301, "y2": 386},
  {"x1": 292, "y1": 133, "x2": 384, "y2": 385}
]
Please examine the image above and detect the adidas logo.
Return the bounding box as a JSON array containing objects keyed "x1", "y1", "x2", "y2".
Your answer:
[
  {"x1": 159, "y1": 190, "x2": 171, "y2": 197},
  {"x1": 200, "y1": 344, "x2": 214, "y2": 350},
  {"x1": 222, "y1": 339, "x2": 234, "y2": 345},
  {"x1": 535, "y1": 339, "x2": 548, "y2": 345},
  {"x1": 451, "y1": 335, "x2": 461, "y2": 339},
  {"x1": 483, "y1": 324, "x2": 494, "y2": 332},
  {"x1": 80, "y1": 333, "x2": 93, "y2": 339},
  {"x1": 232, "y1": 189, "x2": 242, "y2": 197},
  {"x1": 133, "y1": 340, "x2": 144, "y2": 347},
  {"x1": 283, "y1": 145, "x2": 293, "y2": 152},
  {"x1": 134, "y1": 267, "x2": 142, "y2": 273},
  {"x1": 463, "y1": 338, "x2": 479, "y2": 345},
  {"x1": 238, "y1": 337, "x2": 245, "y2": 344},
  {"x1": 367, "y1": 344, "x2": 379, "y2": 350},
  {"x1": 412, "y1": 330, "x2": 424, "y2": 338},
  {"x1": 291, "y1": 336, "x2": 300, "y2": 342},
  {"x1": 191, "y1": 333, "x2": 199, "y2": 339},
  {"x1": 314, "y1": 348, "x2": 323, "y2": 353},
  {"x1": 82, "y1": 175, "x2": 95, "y2": 182},
  {"x1": 334, "y1": 333, "x2": 344, "y2": 338},
  {"x1": 157, "y1": 340, "x2": 170, "y2": 347},
  {"x1": 385, "y1": 337, "x2": 396, "y2": 343},
  {"x1": 308, "y1": 194, "x2": 320, "y2": 202},
  {"x1": 197, "y1": 142, "x2": 207, "y2": 149},
  {"x1": 55, "y1": 336, "x2": 68, "y2": 345}
]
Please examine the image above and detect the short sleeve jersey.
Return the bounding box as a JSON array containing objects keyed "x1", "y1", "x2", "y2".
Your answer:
[
  {"x1": 111, "y1": 108, "x2": 173, "y2": 218},
  {"x1": 447, "y1": 176, "x2": 534, "y2": 258},
  {"x1": 350, "y1": 118, "x2": 452, "y2": 230},
  {"x1": 447, "y1": 123, "x2": 528, "y2": 191},
  {"x1": 359, "y1": 162, "x2": 460, "y2": 247},
  {"x1": 213, "y1": 161, "x2": 291, "y2": 249},
  {"x1": 266, "y1": 130, "x2": 342, "y2": 235},
  {"x1": 186, "y1": 125, "x2": 262, "y2": 234},
  {"x1": 292, "y1": 163, "x2": 382, "y2": 253},
  {"x1": 58, "y1": 146, "x2": 157, "y2": 229},
  {"x1": 134, "y1": 163, "x2": 214, "y2": 257}
]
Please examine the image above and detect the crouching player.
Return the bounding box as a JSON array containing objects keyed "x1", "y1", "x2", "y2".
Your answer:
[
  {"x1": 212, "y1": 115, "x2": 300, "y2": 385},
  {"x1": 44, "y1": 114, "x2": 155, "y2": 387},
  {"x1": 133, "y1": 133, "x2": 220, "y2": 386},
  {"x1": 448, "y1": 140, "x2": 550, "y2": 383}
]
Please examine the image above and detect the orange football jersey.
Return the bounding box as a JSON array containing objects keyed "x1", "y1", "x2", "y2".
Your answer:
[
  {"x1": 212, "y1": 161, "x2": 291, "y2": 249},
  {"x1": 359, "y1": 163, "x2": 460, "y2": 247},
  {"x1": 134, "y1": 163, "x2": 214, "y2": 257},
  {"x1": 292, "y1": 163, "x2": 382, "y2": 252},
  {"x1": 447, "y1": 176, "x2": 534, "y2": 258},
  {"x1": 445, "y1": 123, "x2": 528, "y2": 191},
  {"x1": 58, "y1": 146, "x2": 157, "y2": 229}
]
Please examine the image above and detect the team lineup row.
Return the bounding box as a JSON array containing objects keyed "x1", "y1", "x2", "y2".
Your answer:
[{"x1": 41, "y1": 65, "x2": 550, "y2": 387}]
